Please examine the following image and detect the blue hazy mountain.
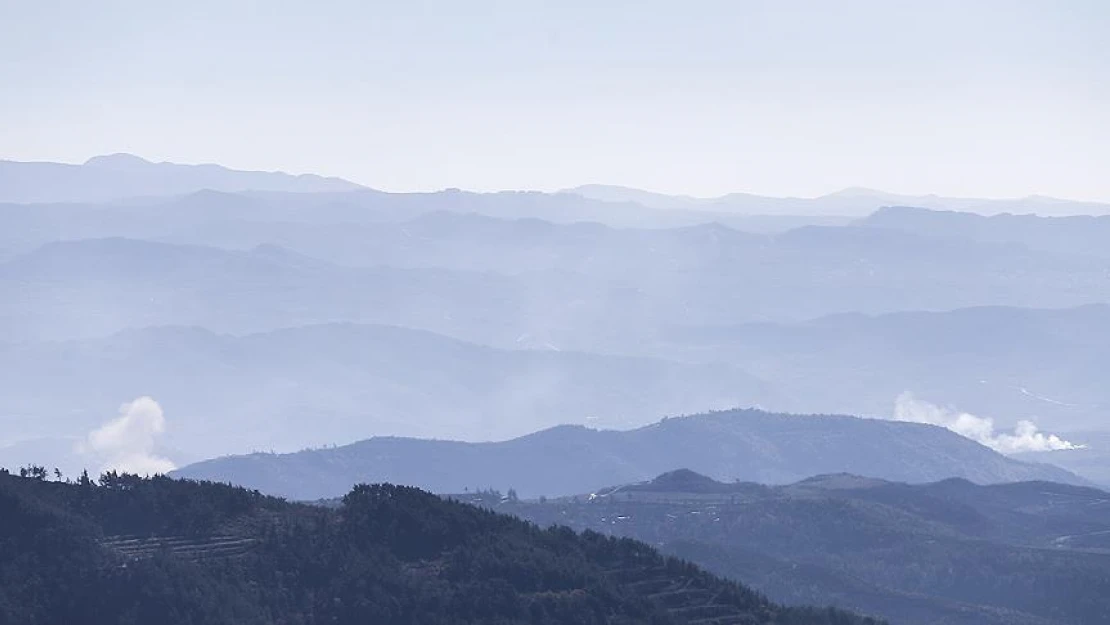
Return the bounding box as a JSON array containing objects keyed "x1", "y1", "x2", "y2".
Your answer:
[
  {"x1": 5, "y1": 223, "x2": 1108, "y2": 347},
  {"x1": 859, "y1": 205, "x2": 1110, "y2": 259},
  {"x1": 174, "y1": 409, "x2": 1083, "y2": 501},
  {"x1": 0, "y1": 153, "x2": 363, "y2": 203},
  {"x1": 0, "y1": 324, "x2": 767, "y2": 469},
  {"x1": 567, "y1": 184, "x2": 1110, "y2": 217},
  {"x1": 657, "y1": 304, "x2": 1110, "y2": 432}
]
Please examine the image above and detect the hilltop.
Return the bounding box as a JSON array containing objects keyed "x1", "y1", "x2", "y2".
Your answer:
[{"x1": 175, "y1": 409, "x2": 1083, "y2": 500}]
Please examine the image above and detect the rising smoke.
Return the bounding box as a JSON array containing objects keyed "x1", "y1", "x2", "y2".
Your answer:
[
  {"x1": 79, "y1": 396, "x2": 176, "y2": 475},
  {"x1": 893, "y1": 392, "x2": 1083, "y2": 454}
]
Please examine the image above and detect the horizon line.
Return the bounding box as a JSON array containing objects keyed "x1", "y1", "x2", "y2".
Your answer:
[{"x1": 4, "y1": 152, "x2": 1109, "y2": 206}]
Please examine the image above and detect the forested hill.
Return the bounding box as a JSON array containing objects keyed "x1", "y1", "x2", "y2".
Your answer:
[
  {"x1": 483, "y1": 470, "x2": 1110, "y2": 625},
  {"x1": 0, "y1": 470, "x2": 882, "y2": 625}
]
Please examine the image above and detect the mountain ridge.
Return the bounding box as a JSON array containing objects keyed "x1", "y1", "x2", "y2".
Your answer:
[
  {"x1": 0, "y1": 322, "x2": 767, "y2": 470},
  {"x1": 565, "y1": 184, "x2": 1110, "y2": 217},
  {"x1": 174, "y1": 408, "x2": 1085, "y2": 500},
  {"x1": 6, "y1": 154, "x2": 1108, "y2": 216},
  {"x1": 0, "y1": 153, "x2": 363, "y2": 203},
  {"x1": 858, "y1": 205, "x2": 1110, "y2": 258}
]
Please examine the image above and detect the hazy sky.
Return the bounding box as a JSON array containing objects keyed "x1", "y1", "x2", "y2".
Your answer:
[{"x1": 2, "y1": 0, "x2": 1108, "y2": 199}]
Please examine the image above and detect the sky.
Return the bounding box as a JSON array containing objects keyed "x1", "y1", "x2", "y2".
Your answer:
[{"x1": 2, "y1": 0, "x2": 1108, "y2": 199}]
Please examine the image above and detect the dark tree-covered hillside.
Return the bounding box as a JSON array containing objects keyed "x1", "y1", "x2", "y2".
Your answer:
[
  {"x1": 0, "y1": 470, "x2": 882, "y2": 625},
  {"x1": 484, "y1": 470, "x2": 1110, "y2": 625}
]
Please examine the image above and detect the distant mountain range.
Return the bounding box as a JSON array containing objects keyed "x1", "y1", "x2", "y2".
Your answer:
[
  {"x1": 3, "y1": 233, "x2": 1108, "y2": 474},
  {"x1": 173, "y1": 409, "x2": 1084, "y2": 500},
  {"x1": 0, "y1": 236, "x2": 528, "y2": 342},
  {"x1": 0, "y1": 323, "x2": 765, "y2": 470},
  {"x1": 565, "y1": 184, "x2": 1110, "y2": 217},
  {"x1": 0, "y1": 153, "x2": 363, "y2": 203},
  {"x1": 4, "y1": 158, "x2": 1110, "y2": 480},
  {"x1": 5, "y1": 224, "x2": 1108, "y2": 346},
  {"x1": 859, "y1": 205, "x2": 1110, "y2": 259},
  {"x1": 0, "y1": 186, "x2": 848, "y2": 261},
  {"x1": 7, "y1": 304, "x2": 1109, "y2": 482},
  {"x1": 657, "y1": 304, "x2": 1110, "y2": 432},
  {"x1": 1018, "y1": 430, "x2": 1110, "y2": 486},
  {"x1": 489, "y1": 469, "x2": 1110, "y2": 625},
  {"x1": 3, "y1": 154, "x2": 1107, "y2": 218}
]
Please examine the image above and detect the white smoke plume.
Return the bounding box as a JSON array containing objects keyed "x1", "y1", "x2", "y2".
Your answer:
[
  {"x1": 79, "y1": 397, "x2": 176, "y2": 475},
  {"x1": 893, "y1": 392, "x2": 1083, "y2": 454}
]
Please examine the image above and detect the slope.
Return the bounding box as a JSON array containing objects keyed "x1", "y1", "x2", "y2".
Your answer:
[
  {"x1": 490, "y1": 470, "x2": 1110, "y2": 625},
  {"x1": 659, "y1": 304, "x2": 1110, "y2": 432},
  {"x1": 0, "y1": 470, "x2": 883, "y2": 625},
  {"x1": 175, "y1": 409, "x2": 1083, "y2": 500},
  {"x1": 0, "y1": 324, "x2": 767, "y2": 468}
]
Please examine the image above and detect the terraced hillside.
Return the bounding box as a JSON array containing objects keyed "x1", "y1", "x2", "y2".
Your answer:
[{"x1": 99, "y1": 534, "x2": 259, "y2": 561}]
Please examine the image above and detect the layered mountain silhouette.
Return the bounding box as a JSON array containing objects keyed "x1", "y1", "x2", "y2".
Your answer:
[
  {"x1": 4, "y1": 153, "x2": 1107, "y2": 218},
  {"x1": 566, "y1": 184, "x2": 1110, "y2": 217},
  {"x1": 659, "y1": 304, "x2": 1110, "y2": 431},
  {"x1": 0, "y1": 153, "x2": 362, "y2": 203},
  {"x1": 3, "y1": 230, "x2": 1107, "y2": 475},
  {"x1": 0, "y1": 324, "x2": 766, "y2": 469},
  {"x1": 491, "y1": 469, "x2": 1110, "y2": 625},
  {"x1": 859, "y1": 205, "x2": 1110, "y2": 259},
  {"x1": 174, "y1": 409, "x2": 1083, "y2": 500},
  {"x1": 4, "y1": 163, "x2": 1110, "y2": 486},
  {"x1": 5, "y1": 226, "x2": 1108, "y2": 347}
]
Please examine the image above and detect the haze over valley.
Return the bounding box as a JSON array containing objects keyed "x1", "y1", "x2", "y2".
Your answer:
[
  {"x1": 2, "y1": 155, "x2": 1106, "y2": 485},
  {"x1": 4, "y1": 3, "x2": 1109, "y2": 622}
]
